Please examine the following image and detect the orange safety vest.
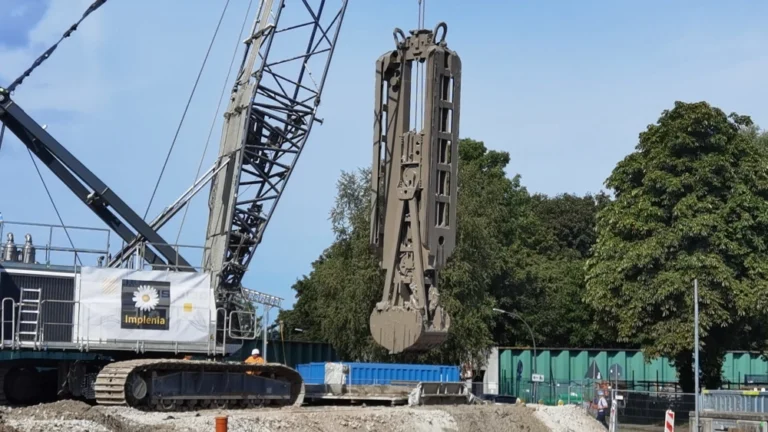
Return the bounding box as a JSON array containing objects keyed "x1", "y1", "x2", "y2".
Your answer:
[{"x1": 244, "y1": 355, "x2": 265, "y2": 375}]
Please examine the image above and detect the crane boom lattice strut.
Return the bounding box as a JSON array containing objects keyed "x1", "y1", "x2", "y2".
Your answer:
[{"x1": 369, "y1": 22, "x2": 462, "y2": 353}]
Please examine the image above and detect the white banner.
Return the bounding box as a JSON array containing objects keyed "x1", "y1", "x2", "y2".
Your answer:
[{"x1": 77, "y1": 267, "x2": 214, "y2": 344}]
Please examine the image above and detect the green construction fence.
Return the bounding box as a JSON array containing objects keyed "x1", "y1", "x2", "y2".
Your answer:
[{"x1": 499, "y1": 348, "x2": 768, "y2": 401}]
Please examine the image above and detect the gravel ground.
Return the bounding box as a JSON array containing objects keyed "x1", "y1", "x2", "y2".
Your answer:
[
  {"x1": 529, "y1": 404, "x2": 606, "y2": 432},
  {"x1": 0, "y1": 400, "x2": 600, "y2": 432}
]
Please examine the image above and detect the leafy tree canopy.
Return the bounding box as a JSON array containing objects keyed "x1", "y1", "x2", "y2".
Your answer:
[{"x1": 584, "y1": 101, "x2": 768, "y2": 390}]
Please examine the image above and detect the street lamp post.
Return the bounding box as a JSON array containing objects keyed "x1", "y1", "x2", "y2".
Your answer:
[
  {"x1": 694, "y1": 279, "x2": 700, "y2": 432},
  {"x1": 493, "y1": 308, "x2": 536, "y2": 371},
  {"x1": 494, "y1": 308, "x2": 538, "y2": 400}
]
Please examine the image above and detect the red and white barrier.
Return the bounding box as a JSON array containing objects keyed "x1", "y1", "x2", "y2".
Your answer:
[{"x1": 665, "y1": 409, "x2": 675, "y2": 432}]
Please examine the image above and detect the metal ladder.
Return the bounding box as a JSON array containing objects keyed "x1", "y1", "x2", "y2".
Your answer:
[{"x1": 16, "y1": 288, "x2": 41, "y2": 343}]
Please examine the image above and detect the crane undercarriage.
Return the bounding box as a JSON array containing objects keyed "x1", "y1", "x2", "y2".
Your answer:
[{"x1": 95, "y1": 359, "x2": 304, "y2": 410}]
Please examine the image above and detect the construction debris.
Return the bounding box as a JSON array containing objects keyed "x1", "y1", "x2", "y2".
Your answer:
[{"x1": 0, "y1": 400, "x2": 574, "y2": 432}]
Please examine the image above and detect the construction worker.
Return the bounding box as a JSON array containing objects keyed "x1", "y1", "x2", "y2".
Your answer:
[
  {"x1": 245, "y1": 348, "x2": 265, "y2": 365},
  {"x1": 593, "y1": 390, "x2": 609, "y2": 429},
  {"x1": 244, "y1": 348, "x2": 264, "y2": 375}
]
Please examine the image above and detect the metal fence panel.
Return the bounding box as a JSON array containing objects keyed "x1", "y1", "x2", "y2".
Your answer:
[
  {"x1": 623, "y1": 390, "x2": 695, "y2": 425},
  {"x1": 701, "y1": 390, "x2": 768, "y2": 413}
]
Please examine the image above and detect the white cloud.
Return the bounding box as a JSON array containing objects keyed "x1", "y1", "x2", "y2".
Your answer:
[
  {"x1": 1, "y1": 0, "x2": 110, "y2": 115},
  {"x1": 10, "y1": 4, "x2": 28, "y2": 18}
]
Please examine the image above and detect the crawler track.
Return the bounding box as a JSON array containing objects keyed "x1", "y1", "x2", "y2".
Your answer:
[{"x1": 95, "y1": 359, "x2": 304, "y2": 411}]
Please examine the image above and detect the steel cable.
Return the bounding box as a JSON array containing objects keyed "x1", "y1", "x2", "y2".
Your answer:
[
  {"x1": 175, "y1": 0, "x2": 258, "y2": 244},
  {"x1": 143, "y1": 0, "x2": 233, "y2": 219},
  {"x1": 7, "y1": 0, "x2": 109, "y2": 93},
  {"x1": 26, "y1": 148, "x2": 82, "y2": 266}
]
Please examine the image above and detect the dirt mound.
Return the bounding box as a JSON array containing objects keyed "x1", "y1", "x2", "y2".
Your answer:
[
  {"x1": 530, "y1": 404, "x2": 605, "y2": 432},
  {"x1": 438, "y1": 405, "x2": 550, "y2": 432}
]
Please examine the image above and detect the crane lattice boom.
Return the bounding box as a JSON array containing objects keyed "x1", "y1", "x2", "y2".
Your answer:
[{"x1": 203, "y1": 0, "x2": 348, "y2": 328}]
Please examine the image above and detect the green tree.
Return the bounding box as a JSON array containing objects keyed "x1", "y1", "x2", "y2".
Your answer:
[
  {"x1": 494, "y1": 192, "x2": 617, "y2": 349},
  {"x1": 525, "y1": 193, "x2": 614, "y2": 347},
  {"x1": 278, "y1": 275, "x2": 324, "y2": 342},
  {"x1": 530, "y1": 193, "x2": 609, "y2": 258},
  {"x1": 584, "y1": 101, "x2": 768, "y2": 391}
]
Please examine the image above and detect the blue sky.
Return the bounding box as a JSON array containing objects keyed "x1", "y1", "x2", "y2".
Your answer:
[{"x1": 2, "y1": 0, "x2": 768, "y2": 315}]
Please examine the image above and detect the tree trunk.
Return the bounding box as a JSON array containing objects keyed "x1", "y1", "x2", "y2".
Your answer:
[
  {"x1": 675, "y1": 349, "x2": 723, "y2": 394},
  {"x1": 701, "y1": 348, "x2": 724, "y2": 390},
  {"x1": 674, "y1": 352, "x2": 695, "y2": 393}
]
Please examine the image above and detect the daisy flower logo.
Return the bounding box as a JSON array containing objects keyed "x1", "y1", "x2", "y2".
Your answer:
[{"x1": 132, "y1": 285, "x2": 160, "y2": 312}]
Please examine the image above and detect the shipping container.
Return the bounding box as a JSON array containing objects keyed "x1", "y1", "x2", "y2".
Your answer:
[
  {"x1": 297, "y1": 363, "x2": 326, "y2": 385},
  {"x1": 296, "y1": 362, "x2": 461, "y2": 385}
]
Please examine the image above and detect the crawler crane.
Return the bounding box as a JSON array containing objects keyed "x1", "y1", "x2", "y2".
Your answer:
[{"x1": 0, "y1": 0, "x2": 462, "y2": 408}]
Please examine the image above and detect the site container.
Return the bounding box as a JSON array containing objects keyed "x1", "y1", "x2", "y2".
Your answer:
[
  {"x1": 297, "y1": 363, "x2": 327, "y2": 385},
  {"x1": 296, "y1": 362, "x2": 461, "y2": 385}
]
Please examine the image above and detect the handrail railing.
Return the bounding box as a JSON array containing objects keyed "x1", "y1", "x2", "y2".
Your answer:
[
  {"x1": 0, "y1": 297, "x2": 16, "y2": 349},
  {"x1": 0, "y1": 220, "x2": 110, "y2": 268},
  {"x1": 0, "y1": 220, "x2": 212, "y2": 272},
  {"x1": 227, "y1": 310, "x2": 259, "y2": 341},
  {"x1": 0, "y1": 267, "x2": 255, "y2": 358},
  {"x1": 0, "y1": 298, "x2": 224, "y2": 355},
  {"x1": 135, "y1": 241, "x2": 209, "y2": 272}
]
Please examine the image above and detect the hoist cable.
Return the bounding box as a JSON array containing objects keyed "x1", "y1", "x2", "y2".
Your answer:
[
  {"x1": 175, "y1": 0, "x2": 257, "y2": 244},
  {"x1": 26, "y1": 149, "x2": 82, "y2": 266},
  {"x1": 415, "y1": 0, "x2": 421, "y2": 130},
  {"x1": 0, "y1": 123, "x2": 5, "y2": 152},
  {"x1": 7, "y1": 0, "x2": 109, "y2": 94},
  {"x1": 143, "y1": 0, "x2": 233, "y2": 220},
  {"x1": 419, "y1": 0, "x2": 427, "y2": 131},
  {"x1": 415, "y1": 0, "x2": 427, "y2": 131}
]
